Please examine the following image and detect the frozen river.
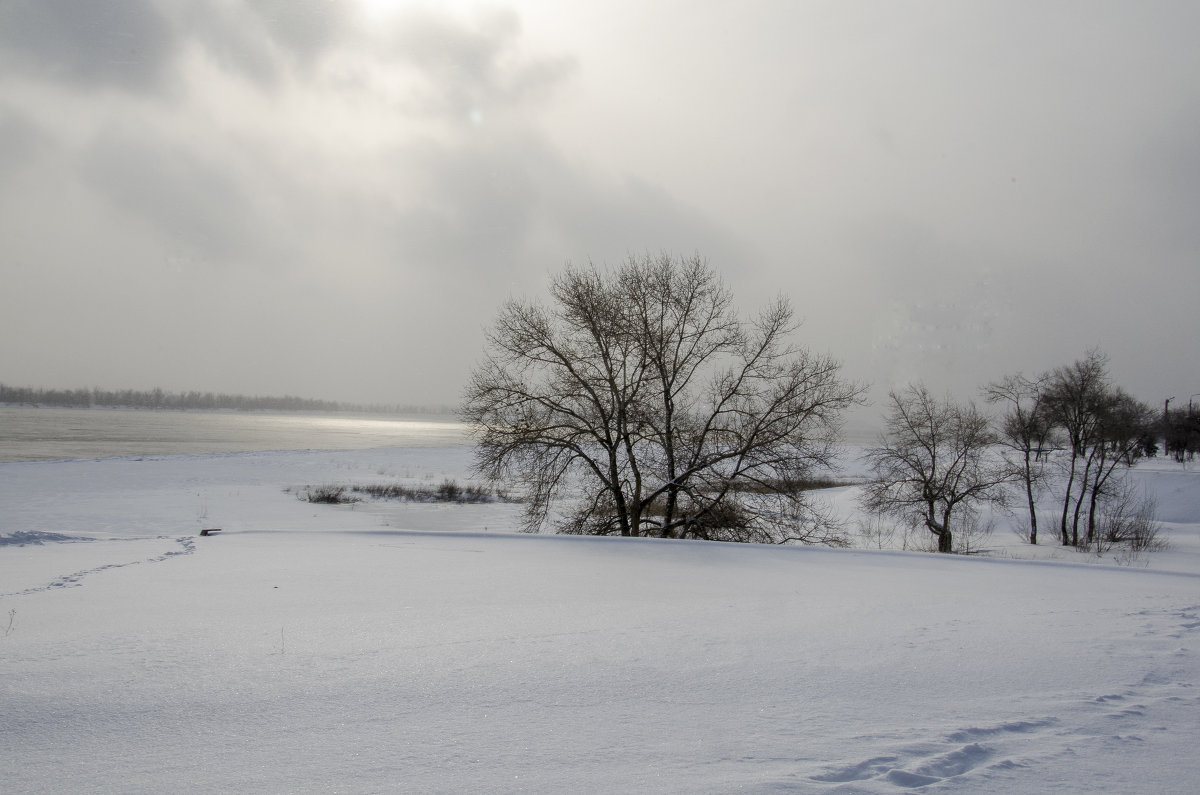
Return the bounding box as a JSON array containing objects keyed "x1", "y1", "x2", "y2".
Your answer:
[{"x1": 0, "y1": 406, "x2": 468, "y2": 461}]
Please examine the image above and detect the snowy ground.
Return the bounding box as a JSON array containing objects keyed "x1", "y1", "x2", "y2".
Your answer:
[{"x1": 2, "y1": 447, "x2": 1198, "y2": 793}]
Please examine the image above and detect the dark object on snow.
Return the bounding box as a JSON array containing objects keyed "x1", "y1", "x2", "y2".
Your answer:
[{"x1": 199, "y1": 528, "x2": 222, "y2": 537}]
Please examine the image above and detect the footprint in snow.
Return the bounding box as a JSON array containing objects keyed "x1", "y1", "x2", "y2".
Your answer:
[
  {"x1": 809, "y1": 719, "x2": 1056, "y2": 789},
  {"x1": 3, "y1": 536, "x2": 197, "y2": 596}
]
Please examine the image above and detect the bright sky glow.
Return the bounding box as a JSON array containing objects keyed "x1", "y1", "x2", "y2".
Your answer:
[
  {"x1": 357, "y1": 0, "x2": 476, "y2": 24},
  {"x1": 357, "y1": 0, "x2": 406, "y2": 23}
]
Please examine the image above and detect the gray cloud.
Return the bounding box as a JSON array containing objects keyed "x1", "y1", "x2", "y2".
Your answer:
[
  {"x1": 1, "y1": 1, "x2": 1197, "y2": 412},
  {"x1": 78, "y1": 126, "x2": 260, "y2": 265},
  {"x1": 177, "y1": 0, "x2": 354, "y2": 86},
  {"x1": 0, "y1": 3, "x2": 744, "y2": 405},
  {"x1": 381, "y1": 129, "x2": 750, "y2": 278},
  {"x1": 383, "y1": 6, "x2": 577, "y2": 122},
  {"x1": 0, "y1": 105, "x2": 47, "y2": 178},
  {"x1": 244, "y1": 0, "x2": 350, "y2": 63},
  {"x1": 0, "y1": 0, "x2": 178, "y2": 92},
  {"x1": 0, "y1": 0, "x2": 354, "y2": 94},
  {"x1": 1132, "y1": 103, "x2": 1200, "y2": 261}
]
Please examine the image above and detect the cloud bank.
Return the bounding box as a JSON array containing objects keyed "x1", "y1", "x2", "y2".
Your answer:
[{"x1": 1, "y1": 1, "x2": 1197, "y2": 416}]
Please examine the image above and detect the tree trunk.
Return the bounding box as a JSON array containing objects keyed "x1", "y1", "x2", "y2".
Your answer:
[
  {"x1": 660, "y1": 487, "x2": 678, "y2": 538},
  {"x1": 1060, "y1": 453, "x2": 1077, "y2": 545},
  {"x1": 1070, "y1": 456, "x2": 1094, "y2": 547},
  {"x1": 614, "y1": 488, "x2": 633, "y2": 536},
  {"x1": 1071, "y1": 483, "x2": 1084, "y2": 546},
  {"x1": 1086, "y1": 447, "x2": 1112, "y2": 546},
  {"x1": 1086, "y1": 485, "x2": 1100, "y2": 545},
  {"x1": 928, "y1": 507, "x2": 953, "y2": 553},
  {"x1": 1024, "y1": 451, "x2": 1038, "y2": 544}
]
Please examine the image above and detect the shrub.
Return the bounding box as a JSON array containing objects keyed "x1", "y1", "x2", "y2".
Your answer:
[
  {"x1": 1093, "y1": 478, "x2": 1166, "y2": 558},
  {"x1": 301, "y1": 485, "x2": 360, "y2": 504},
  {"x1": 351, "y1": 479, "x2": 510, "y2": 504}
]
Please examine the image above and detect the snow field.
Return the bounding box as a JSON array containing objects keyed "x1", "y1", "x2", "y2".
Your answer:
[{"x1": 2, "y1": 447, "x2": 1198, "y2": 792}]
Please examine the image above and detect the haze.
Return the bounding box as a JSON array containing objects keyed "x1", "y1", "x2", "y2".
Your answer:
[{"x1": 2, "y1": 1, "x2": 1197, "y2": 413}]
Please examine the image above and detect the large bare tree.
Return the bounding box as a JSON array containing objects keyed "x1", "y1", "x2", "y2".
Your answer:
[
  {"x1": 860, "y1": 384, "x2": 1011, "y2": 553},
  {"x1": 461, "y1": 253, "x2": 864, "y2": 544}
]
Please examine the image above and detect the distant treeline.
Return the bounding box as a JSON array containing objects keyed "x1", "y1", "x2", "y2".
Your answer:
[{"x1": 0, "y1": 384, "x2": 443, "y2": 415}]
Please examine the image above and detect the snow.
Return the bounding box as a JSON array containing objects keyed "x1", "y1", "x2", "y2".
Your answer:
[{"x1": 2, "y1": 447, "x2": 1198, "y2": 792}]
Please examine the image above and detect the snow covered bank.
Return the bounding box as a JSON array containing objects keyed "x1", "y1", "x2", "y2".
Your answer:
[{"x1": 2, "y1": 449, "x2": 1198, "y2": 792}]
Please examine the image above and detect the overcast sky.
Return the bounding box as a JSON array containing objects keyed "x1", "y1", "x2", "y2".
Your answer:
[{"x1": 2, "y1": 1, "x2": 1197, "y2": 417}]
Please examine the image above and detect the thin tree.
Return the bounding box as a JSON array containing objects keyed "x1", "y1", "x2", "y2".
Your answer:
[
  {"x1": 860, "y1": 384, "x2": 1010, "y2": 553},
  {"x1": 1081, "y1": 388, "x2": 1156, "y2": 545},
  {"x1": 462, "y1": 253, "x2": 864, "y2": 544},
  {"x1": 1042, "y1": 350, "x2": 1110, "y2": 546},
  {"x1": 983, "y1": 372, "x2": 1056, "y2": 544}
]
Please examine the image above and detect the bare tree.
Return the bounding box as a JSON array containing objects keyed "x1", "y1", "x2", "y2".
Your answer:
[
  {"x1": 1039, "y1": 350, "x2": 1155, "y2": 547},
  {"x1": 860, "y1": 384, "x2": 1011, "y2": 553},
  {"x1": 983, "y1": 372, "x2": 1056, "y2": 544},
  {"x1": 1162, "y1": 404, "x2": 1200, "y2": 463},
  {"x1": 1042, "y1": 350, "x2": 1111, "y2": 546},
  {"x1": 1080, "y1": 388, "x2": 1156, "y2": 545},
  {"x1": 461, "y1": 253, "x2": 865, "y2": 544}
]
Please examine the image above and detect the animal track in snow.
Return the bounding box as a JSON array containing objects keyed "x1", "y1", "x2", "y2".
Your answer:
[{"x1": 3, "y1": 535, "x2": 196, "y2": 597}]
